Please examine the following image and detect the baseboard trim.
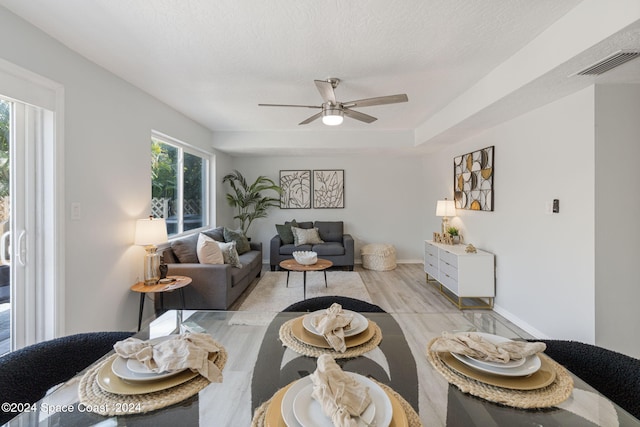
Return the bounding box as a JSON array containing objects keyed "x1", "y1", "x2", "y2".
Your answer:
[{"x1": 493, "y1": 303, "x2": 550, "y2": 339}]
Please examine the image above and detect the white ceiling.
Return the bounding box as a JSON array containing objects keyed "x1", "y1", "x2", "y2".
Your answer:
[{"x1": 1, "y1": 0, "x2": 639, "y2": 155}]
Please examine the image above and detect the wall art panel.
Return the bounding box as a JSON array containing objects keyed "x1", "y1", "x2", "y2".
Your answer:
[
  {"x1": 454, "y1": 146, "x2": 494, "y2": 211},
  {"x1": 280, "y1": 170, "x2": 311, "y2": 209},
  {"x1": 313, "y1": 170, "x2": 344, "y2": 208}
]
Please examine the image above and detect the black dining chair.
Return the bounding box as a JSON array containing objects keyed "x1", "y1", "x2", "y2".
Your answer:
[
  {"x1": 0, "y1": 331, "x2": 133, "y2": 424},
  {"x1": 282, "y1": 295, "x2": 386, "y2": 313},
  {"x1": 536, "y1": 339, "x2": 640, "y2": 419}
]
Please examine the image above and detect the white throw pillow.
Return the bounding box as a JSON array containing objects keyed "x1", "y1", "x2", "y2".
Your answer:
[{"x1": 197, "y1": 233, "x2": 224, "y2": 265}]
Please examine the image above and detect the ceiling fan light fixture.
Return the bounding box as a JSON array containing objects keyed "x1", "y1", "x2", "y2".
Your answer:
[
  {"x1": 322, "y1": 107, "x2": 344, "y2": 126},
  {"x1": 258, "y1": 78, "x2": 407, "y2": 125}
]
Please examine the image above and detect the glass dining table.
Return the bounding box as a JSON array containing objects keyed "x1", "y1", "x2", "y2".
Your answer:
[{"x1": 5, "y1": 309, "x2": 640, "y2": 426}]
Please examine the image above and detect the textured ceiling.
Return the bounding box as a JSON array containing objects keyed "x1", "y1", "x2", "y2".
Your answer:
[{"x1": 1, "y1": 0, "x2": 638, "y2": 155}]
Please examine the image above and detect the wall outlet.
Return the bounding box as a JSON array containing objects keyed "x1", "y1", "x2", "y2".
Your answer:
[{"x1": 71, "y1": 202, "x2": 82, "y2": 220}]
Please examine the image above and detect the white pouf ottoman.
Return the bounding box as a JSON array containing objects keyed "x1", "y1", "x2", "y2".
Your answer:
[{"x1": 361, "y1": 243, "x2": 396, "y2": 271}]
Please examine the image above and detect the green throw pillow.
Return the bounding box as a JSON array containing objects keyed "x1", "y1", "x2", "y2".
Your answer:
[
  {"x1": 223, "y1": 227, "x2": 251, "y2": 255},
  {"x1": 275, "y1": 219, "x2": 298, "y2": 245}
]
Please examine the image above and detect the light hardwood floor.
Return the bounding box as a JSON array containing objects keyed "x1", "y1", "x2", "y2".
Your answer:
[{"x1": 232, "y1": 263, "x2": 534, "y2": 340}]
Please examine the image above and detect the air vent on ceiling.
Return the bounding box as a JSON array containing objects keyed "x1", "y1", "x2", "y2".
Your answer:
[{"x1": 576, "y1": 50, "x2": 640, "y2": 75}]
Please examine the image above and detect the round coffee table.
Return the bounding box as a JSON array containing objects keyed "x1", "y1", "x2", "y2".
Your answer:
[{"x1": 279, "y1": 258, "x2": 333, "y2": 300}]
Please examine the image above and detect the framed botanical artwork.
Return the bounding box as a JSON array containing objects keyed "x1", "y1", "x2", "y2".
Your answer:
[
  {"x1": 279, "y1": 170, "x2": 311, "y2": 209},
  {"x1": 453, "y1": 146, "x2": 494, "y2": 211},
  {"x1": 313, "y1": 169, "x2": 344, "y2": 208}
]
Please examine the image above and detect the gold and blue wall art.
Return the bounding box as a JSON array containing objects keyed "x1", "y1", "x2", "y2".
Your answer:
[{"x1": 454, "y1": 146, "x2": 494, "y2": 211}]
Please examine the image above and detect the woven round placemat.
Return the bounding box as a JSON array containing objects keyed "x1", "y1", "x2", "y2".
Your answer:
[
  {"x1": 426, "y1": 338, "x2": 573, "y2": 409},
  {"x1": 250, "y1": 378, "x2": 423, "y2": 427},
  {"x1": 378, "y1": 381, "x2": 422, "y2": 427},
  {"x1": 279, "y1": 318, "x2": 382, "y2": 358},
  {"x1": 78, "y1": 343, "x2": 228, "y2": 416}
]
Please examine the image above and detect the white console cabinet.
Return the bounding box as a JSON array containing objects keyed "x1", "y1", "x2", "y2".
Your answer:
[{"x1": 424, "y1": 240, "x2": 495, "y2": 309}]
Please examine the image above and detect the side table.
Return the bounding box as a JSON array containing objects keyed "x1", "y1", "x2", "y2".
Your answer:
[{"x1": 130, "y1": 275, "x2": 192, "y2": 331}]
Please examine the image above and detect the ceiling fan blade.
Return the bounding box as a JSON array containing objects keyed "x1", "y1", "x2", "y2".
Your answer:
[
  {"x1": 343, "y1": 108, "x2": 377, "y2": 123},
  {"x1": 314, "y1": 80, "x2": 337, "y2": 104},
  {"x1": 258, "y1": 103, "x2": 321, "y2": 109},
  {"x1": 343, "y1": 93, "x2": 408, "y2": 108},
  {"x1": 299, "y1": 112, "x2": 322, "y2": 125}
]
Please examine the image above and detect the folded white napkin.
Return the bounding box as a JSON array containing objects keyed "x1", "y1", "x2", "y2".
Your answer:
[
  {"x1": 114, "y1": 333, "x2": 223, "y2": 382},
  {"x1": 431, "y1": 332, "x2": 546, "y2": 363},
  {"x1": 310, "y1": 303, "x2": 354, "y2": 353},
  {"x1": 310, "y1": 354, "x2": 372, "y2": 427}
]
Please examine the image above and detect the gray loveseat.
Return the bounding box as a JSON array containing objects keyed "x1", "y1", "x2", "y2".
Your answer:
[
  {"x1": 156, "y1": 227, "x2": 262, "y2": 311},
  {"x1": 270, "y1": 221, "x2": 354, "y2": 271}
]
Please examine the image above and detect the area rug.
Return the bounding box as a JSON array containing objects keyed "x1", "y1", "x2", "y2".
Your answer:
[{"x1": 237, "y1": 271, "x2": 372, "y2": 312}]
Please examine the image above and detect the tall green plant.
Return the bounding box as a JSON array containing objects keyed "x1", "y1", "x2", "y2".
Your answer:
[
  {"x1": 151, "y1": 139, "x2": 177, "y2": 199},
  {"x1": 223, "y1": 169, "x2": 282, "y2": 235},
  {"x1": 0, "y1": 100, "x2": 10, "y2": 199}
]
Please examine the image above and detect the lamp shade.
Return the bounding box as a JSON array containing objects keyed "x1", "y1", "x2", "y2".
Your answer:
[
  {"x1": 435, "y1": 199, "x2": 456, "y2": 217},
  {"x1": 134, "y1": 217, "x2": 168, "y2": 246}
]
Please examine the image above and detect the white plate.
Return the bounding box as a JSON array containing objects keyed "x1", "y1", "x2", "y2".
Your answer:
[
  {"x1": 112, "y1": 356, "x2": 185, "y2": 382},
  {"x1": 293, "y1": 383, "x2": 375, "y2": 427},
  {"x1": 458, "y1": 333, "x2": 526, "y2": 369},
  {"x1": 450, "y1": 332, "x2": 541, "y2": 377},
  {"x1": 281, "y1": 373, "x2": 392, "y2": 427},
  {"x1": 302, "y1": 310, "x2": 368, "y2": 337},
  {"x1": 468, "y1": 355, "x2": 526, "y2": 369},
  {"x1": 112, "y1": 335, "x2": 186, "y2": 382},
  {"x1": 282, "y1": 378, "x2": 308, "y2": 427},
  {"x1": 126, "y1": 358, "x2": 169, "y2": 374}
]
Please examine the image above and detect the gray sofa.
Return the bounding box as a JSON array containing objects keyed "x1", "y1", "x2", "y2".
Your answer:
[
  {"x1": 270, "y1": 221, "x2": 354, "y2": 271},
  {"x1": 156, "y1": 227, "x2": 262, "y2": 311}
]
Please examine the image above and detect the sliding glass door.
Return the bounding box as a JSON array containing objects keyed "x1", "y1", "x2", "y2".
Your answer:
[
  {"x1": 0, "y1": 99, "x2": 9, "y2": 354},
  {"x1": 0, "y1": 96, "x2": 52, "y2": 354}
]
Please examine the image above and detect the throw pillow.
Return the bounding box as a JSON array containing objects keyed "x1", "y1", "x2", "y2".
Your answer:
[
  {"x1": 202, "y1": 226, "x2": 225, "y2": 242},
  {"x1": 223, "y1": 227, "x2": 251, "y2": 255},
  {"x1": 217, "y1": 241, "x2": 242, "y2": 268},
  {"x1": 292, "y1": 226, "x2": 324, "y2": 246},
  {"x1": 170, "y1": 234, "x2": 199, "y2": 263},
  {"x1": 196, "y1": 233, "x2": 224, "y2": 265},
  {"x1": 275, "y1": 219, "x2": 298, "y2": 245}
]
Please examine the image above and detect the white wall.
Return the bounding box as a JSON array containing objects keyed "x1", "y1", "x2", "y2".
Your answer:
[
  {"x1": 421, "y1": 87, "x2": 597, "y2": 342},
  {"x1": 213, "y1": 149, "x2": 235, "y2": 228},
  {"x1": 222, "y1": 153, "x2": 426, "y2": 264},
  {"x1": 595, "y1": 84, "x2": 640, "y2": 358},
  {"x1": 0, "y1": 8, "x2": 213, "y2": 333}
]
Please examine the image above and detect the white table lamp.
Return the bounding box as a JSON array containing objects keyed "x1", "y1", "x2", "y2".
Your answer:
[
  {"x1": 135, "y1": 216, "x2": 168, "y2": 285},
  {"x1": 435, "y1": 199, "x2": 456, "y2": 235}
]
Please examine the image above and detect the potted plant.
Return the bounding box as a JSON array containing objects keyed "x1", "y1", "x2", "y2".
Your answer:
[
  {"x1": 223, "y1": 170, "x2": 282, "y2": 236},
  {"x1": 446, "y1": 226, "x2": 461, "y2": 244}
]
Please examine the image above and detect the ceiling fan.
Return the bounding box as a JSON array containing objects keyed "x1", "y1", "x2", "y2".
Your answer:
[{"x1": 258, "y1": 78, "x2": 408, "y2": 126}]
